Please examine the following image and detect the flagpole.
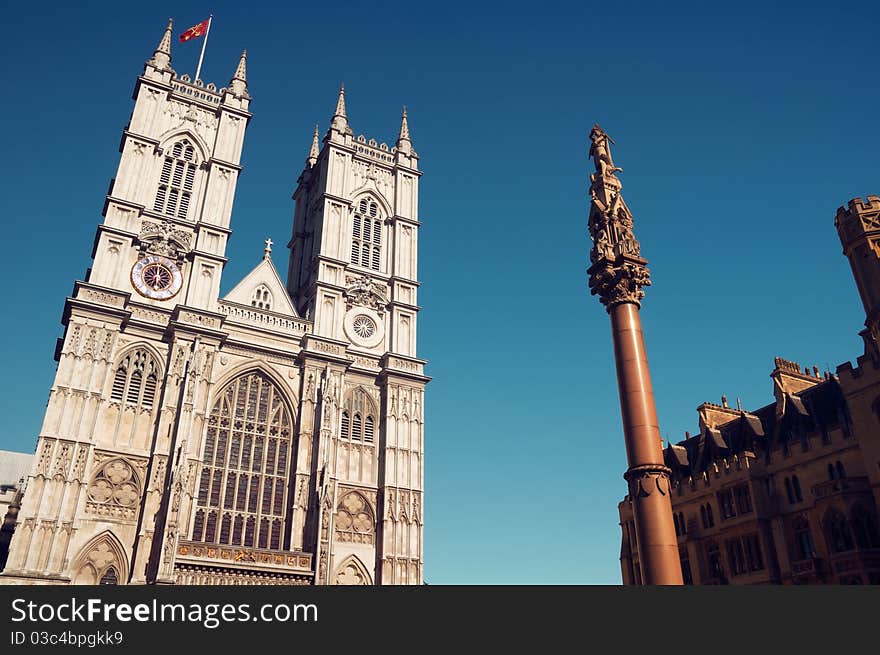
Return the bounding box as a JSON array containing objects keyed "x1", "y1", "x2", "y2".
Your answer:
[{"x1": 194, "y1": 15, "x2": 213, "y2": 83}]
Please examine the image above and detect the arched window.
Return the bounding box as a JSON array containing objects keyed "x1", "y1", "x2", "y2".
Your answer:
[
  {"x1": 825, "y1": 509, "x2": 855, "y2": 554},
  {"x1": 100, "y1": 567, "x2": 119, "y2": 585},
  {"x1": 793, "y1": 516, "x2": 816, "y2": 560},
  {"x1": 251, "y1": 285, "x2": 273, "y2": 310},
  {"x1": 784, "y1": 477, "x2": 794, "y2": 504},
  {"x1": 679, "y1": 512, "x2": 686, "y2": 535},
  {"x1": 154, "y1": 139, "x2": 199, "y2": 219},
  {"x1": 705, "y1": 541, "x2": 724, "y2": 581},
  {"x1": 706, "y1": 503, "x2": 715, "y2": 528},
  {"x1": 792, "y1": 475, "x2": 803, "y2": 502},
  {"x1": 193, "y1": 371, "x2": 294, "y2": 550},
  {"x1": 851, "y1": 504, "x2": 880, "y2": 549},
  {"x1": 835, "y1": 461, "x2": 846, "y2": 480},
  {"x1": 351, "y1": 198, "x2": 382, "y2": 272},
  {"x1": 110, "y1": 349, "x2": 160, "y2": 409},
  {"x1": 828, "y1": 463, "x2": 837, "y2": 481},
  {"x1": 342, "y1": 387, "x2": 377, "y2": 443},
  {"x1": 700, "y1": 505, "x2": 708, "y2": 529}
]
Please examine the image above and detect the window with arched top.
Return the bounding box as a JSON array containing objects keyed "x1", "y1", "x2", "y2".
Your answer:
[
  {"x1": 154, "y1": 139, "x2": 199, "y2": 219},
  {"x1": 825, "y1": 509, "x2": 855, "y2": 553},
  {"x1": 340, "y1": 387, "x2": 377, "y2": 443},
  {"x1": 792, "y1": 475, "x2": 803, "y2": 502},
  {"x1": 706, "y1": 503, "x2": 714, "y2": 527},
  {"x1": 793, "y1": 516, "x2": 816, "y2": 560},
  {"x1": 250, "y1": 285, "x2": 273, "y2": 310},
  {"x1": 851, "y1": 504, "x2": 880, "y2": 549},
  {"x1": 100, "y1": 567, "x2": 119, "y2": 585},
  {"x1": 351, "y1": 198, "x2": 382, "y2": 271},
  {"x1": 110, "y1": 349, "x2": 160, "y2": 409},
  {"x1": 193, "y1": 371, "x2": 294, "y2": 550},
  {"x1": 835, "y1": 461, "x2": 846, "y2": 480}
]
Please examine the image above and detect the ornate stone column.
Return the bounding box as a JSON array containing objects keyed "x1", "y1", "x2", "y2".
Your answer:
[{"x1": 586, "y1": 124, "x2": 682, "y2": 585}]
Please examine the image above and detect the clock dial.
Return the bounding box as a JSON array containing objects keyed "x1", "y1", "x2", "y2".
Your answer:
[{"x1": 131, "y1": 255, "x2": 183, "y2": 300}]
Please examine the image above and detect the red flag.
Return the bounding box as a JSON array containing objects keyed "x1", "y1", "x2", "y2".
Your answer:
[{"x1": 179, "y1": 19, "x2": 210, "y2": 43}]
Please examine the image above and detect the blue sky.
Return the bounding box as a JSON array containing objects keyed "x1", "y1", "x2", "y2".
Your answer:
[{"x1": 1, "y1": 1, "x2": 879, "y2": 583}]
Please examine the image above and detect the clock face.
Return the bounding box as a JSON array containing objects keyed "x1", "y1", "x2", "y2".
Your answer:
[{"x1": 130, "y1": 255, "x2": 183, "y2": 300}]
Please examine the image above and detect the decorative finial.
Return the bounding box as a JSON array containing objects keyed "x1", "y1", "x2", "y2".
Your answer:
[
  {"x1": 331, "y1": 83, "x2": 350, "y2": 134},
  {"x1": 148, "y1": 18, "x2": 174, "y2": 70},
  {"x1": 264, "y1": 237, "x2": 273, "y2": 259},
  {"x1": 586, "y1": 125, "x2": 651, "y2": 311},
  {"x1": 396, "y1": 105, "x2": 412, "y2": 154},
  {"x1": 229, "y1": 49, "x2": 249, "y2": 97},
  {"x1": 307, "y1": 124, "x2": 320, "y2": 167}
]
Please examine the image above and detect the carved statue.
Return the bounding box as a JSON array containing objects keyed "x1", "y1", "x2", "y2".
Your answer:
[{"x1": 589, "y1": 124, "x2": 623, "y2": 178}]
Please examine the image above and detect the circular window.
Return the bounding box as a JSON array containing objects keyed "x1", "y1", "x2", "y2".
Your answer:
[{"x1": 352, "y1": 315, "x2": 377, "y2": 339}]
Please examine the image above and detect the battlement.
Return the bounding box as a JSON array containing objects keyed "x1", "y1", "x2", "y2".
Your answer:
[
  {"x1": 353, "y1": 133, "x2": 398, "y2": 164},
  {"x1": 170, "y1": 73, "x2": 224, "y2": 105},
  {"x1": 835, "y1": 195, "x2": 880, "y2": 226}
]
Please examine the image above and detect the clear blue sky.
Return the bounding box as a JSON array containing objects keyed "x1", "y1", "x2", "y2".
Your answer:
[{"x1": 1, "y1": 1, "x2": 878, "y2": 584}]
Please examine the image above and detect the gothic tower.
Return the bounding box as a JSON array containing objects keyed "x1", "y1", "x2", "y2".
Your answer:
[
  {"x1": 835, "y1": 195, "x2": 880, "y2": 355},
  {"x1": 287, "y1": 89, "x2": 427, "y2": 585},
  {"x1": 0, "y1": 21, "x2": 427, "y2": 586}
]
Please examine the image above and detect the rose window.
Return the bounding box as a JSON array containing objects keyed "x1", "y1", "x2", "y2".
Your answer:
[{"x1": 352, "y1": 315, "x2": 376, "y2": 339}]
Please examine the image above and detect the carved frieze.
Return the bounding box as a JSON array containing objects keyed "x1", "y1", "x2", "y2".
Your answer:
[
  {"x1": 344, "y1": 275, "x2": 388, "y2": 313},
  {"x1": 139, "y1": 219, "x2": 192, "y2": 260}
]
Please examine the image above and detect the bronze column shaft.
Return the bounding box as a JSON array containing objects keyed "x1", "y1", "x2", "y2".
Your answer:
[{"x1": 610, "y1": 303, "x2": 682, "y2": 585}]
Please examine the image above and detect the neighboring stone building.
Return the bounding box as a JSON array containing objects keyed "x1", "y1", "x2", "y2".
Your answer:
[
  {"x1": 0, "y1": 19, "x2": 427, "y2": 585},
  {"x1": 620, "y1": 196, "x2": 880, "y2": 585},
  {"x1": 0, "y1": 451, "x2": 33, "y2": 571}
]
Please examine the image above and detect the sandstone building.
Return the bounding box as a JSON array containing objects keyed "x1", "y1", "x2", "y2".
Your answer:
[
  {"x1": 0, "y1": 20, "x2": 428, "y2": 585},
  {"x1": 620, "y1": 196, "x2": 880, "y2": 585}
]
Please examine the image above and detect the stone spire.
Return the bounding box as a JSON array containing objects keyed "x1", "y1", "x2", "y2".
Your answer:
[
  {"x1": 396, "y1": 106, "x2": 412, "y2": 154},
  {"x1": 307, "y1": 125, "x2": 320, "y2": 167},
  {"x1": 229, "y1": 50, "x2": 249, "y2": 97},
  {"x1": 330, "y1": 83, "x2": 351, "y2": 134},
  {"x1": 148, "y1": 18, "x2": 173, "y2": 71},
  {"x1": 586, "y1": 124, "x2": 651, "y2": 311}
]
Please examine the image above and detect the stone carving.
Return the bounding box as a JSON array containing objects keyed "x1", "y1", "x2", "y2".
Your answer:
[
  {"x1": 334, "y1": 557, "x2": 369, "y2": 585},
  {"x1": 334, "y1": 491, "x2": 375, "y2": 544},
  {"x1": 36, "y1": 440, "x2": 54, "y2": 476},
  {"x1": 52, "y1": 442, "x2": 73, "y2": 478},
  {"x1": 586, "y1": 124, "x2": 651, "y2": 310},
  {"x1": 73, "y1": 444, "x2": 89, "y2": 481},
  {"x1": 163, "y1": 100, "x2": 218, "y2": 138},
  {"x1": 589, "y1": 259, "x2": 652, "y2": 309},
  {"x1": 623, "y1": 464, "x2": 673, "y2": 498},
  {"x1": 139, "y1": 219, "x2": 192, "y2": 260},
  {"x1": 85, "y1": 457, "x2": 144, "y2": 520},
  {"x1": 344, "y1": 275, "x2": 387, "y2": 312}
]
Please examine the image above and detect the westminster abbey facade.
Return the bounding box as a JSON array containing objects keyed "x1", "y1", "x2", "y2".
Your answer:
[{"x1": 0, "y1": 20, "x2": 428, "y2": 585}]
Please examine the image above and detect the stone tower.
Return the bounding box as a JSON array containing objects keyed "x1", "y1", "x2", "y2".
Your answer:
[
  {"x1": 287, "y1": 91, "x2": 427, "y2": 585},
  {"x1": 835, "y1": 195, "x2": 880, "y2": 353},
  {"x1": 0, "y1": 20, "x2": 427, "y2": 586}
]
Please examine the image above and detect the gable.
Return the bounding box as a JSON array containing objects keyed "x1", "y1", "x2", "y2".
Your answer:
[{"x1": 222, "y1": 256, "x2": 299, "y2": 317}]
